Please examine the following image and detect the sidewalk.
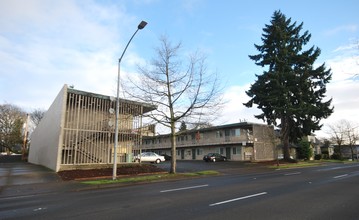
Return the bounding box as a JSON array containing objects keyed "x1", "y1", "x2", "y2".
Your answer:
[{"x1": 0, "y1": 156, "x2": 85, "y2": 198}]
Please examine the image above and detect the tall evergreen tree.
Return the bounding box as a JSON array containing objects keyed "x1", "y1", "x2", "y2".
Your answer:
[
  {"x1": 244, "y1": 10, "x2": 333, "y2": 160},
  {"x1": 179, "y1": 121, "x2": 187, "y2": 132}
]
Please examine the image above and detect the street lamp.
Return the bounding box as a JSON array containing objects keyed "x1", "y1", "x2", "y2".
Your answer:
[{"x1": 113, "y1": 21, "x2": 147, "y2": 180}]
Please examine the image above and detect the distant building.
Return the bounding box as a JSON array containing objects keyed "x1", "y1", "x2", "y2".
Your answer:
[
  {"x1": 142, "y1": 122, "x2": 278, "y2": 161},
  {"x1": 28, "y1": 85, "x2": 156, "y2": 171},
  {"x1": 334, "y1": 145, "x2": 359, "y2": 160}
]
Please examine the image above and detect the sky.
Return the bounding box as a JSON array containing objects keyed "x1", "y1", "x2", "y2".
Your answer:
[{"x1": 1, "y1": 0, "x2": 358, "y2": 138}]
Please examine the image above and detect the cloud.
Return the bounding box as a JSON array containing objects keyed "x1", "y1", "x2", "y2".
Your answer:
[
  {"x1": 324, "y1": 24, "x2": 358, "y2": 36},
  {"x1": 213, "y1": 84, "x2": 263, "y2": 125},
  {"x1": 315, "y1": 45, "x2": 359, "y2": 138},
  {"x1": 327, "y1": 56, "x2": 359, "y2": 81},
  {"x1": 0, "y1": 1, "x2": 141, "y2": 110},
  {"x1": 182, "y1": 0, "x2": 205, "y2": 13}
]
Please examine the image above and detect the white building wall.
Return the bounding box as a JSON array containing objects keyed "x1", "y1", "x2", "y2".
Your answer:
[{"x1": 28, "y1": 85, "x2": 67, "y2": 171}]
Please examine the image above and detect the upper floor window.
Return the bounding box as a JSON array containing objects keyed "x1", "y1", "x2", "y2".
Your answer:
[
  {"x1": 191, "y1": 133, "x2": 196, "y2": 140},
  {"x1": 230, "y1": 128, "x2": 240, "y2": 136}
]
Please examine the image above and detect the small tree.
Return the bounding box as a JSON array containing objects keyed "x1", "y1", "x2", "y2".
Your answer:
[
  {"x1": 244, "y1": 10, "x2": 333, "y2": 161},
  {"x1": 123, "y1": 36, "x2": 223, "y2": 173},
  {"x1": 297, "y1": 139, "x2": 312, "y2": 160}
]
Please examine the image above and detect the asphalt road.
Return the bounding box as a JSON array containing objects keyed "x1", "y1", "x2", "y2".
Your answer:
[{"x1": 1, "y1": 163, "x2": 359, "y2": 220}]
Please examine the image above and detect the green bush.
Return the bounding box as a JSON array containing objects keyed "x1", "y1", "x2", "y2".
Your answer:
[
  {"x1": 331, "y1": 153, "x2": 342, "y2": 160},
  {"x1": 321, "y1": 154, "x2": 329, "y2": 159},
  {"x1": 297, "y1": 140, "x2": 313, "y2": 160},
  {"x1": 314, "y1": 154, "x2": 322, "y2": 160}
]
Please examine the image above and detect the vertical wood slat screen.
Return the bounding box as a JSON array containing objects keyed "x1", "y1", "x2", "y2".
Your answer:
[{"x1": 61, "y1": 91, "x2": 143, "y2": 165}]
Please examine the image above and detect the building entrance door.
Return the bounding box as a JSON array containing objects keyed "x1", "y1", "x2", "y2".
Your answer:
[
  {"x1": 192, "y1": 149, "x2": 196, "y2": 160},
  {"x1": 226, "y1": 147, "x2": 231, "y2": 160}
]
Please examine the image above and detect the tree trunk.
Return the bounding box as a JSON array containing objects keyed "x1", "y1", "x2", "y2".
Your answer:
[
  {"x1": 281, "y1": 116, "x2": 291, "y2": 161},
  {"x1": 170, "y1": 122, "x2": 176, "y2": 174},
  {"x1": 349, "y1": 145, "x2": 355, "y2": 161}
]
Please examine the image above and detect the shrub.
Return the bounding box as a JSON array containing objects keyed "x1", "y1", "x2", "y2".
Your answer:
[
  {"x1": 297, "y1": 140, "x2": 313, "y2": 160},
  {"x1": 331, "y1": 153, "x2": 342, "y2": 160},
  {"x1": 314, "y1": 154, "x2": 322, "y2": 160},
  {"x1": 322, "y1": 154, "x2": 329, "y2": 159}
]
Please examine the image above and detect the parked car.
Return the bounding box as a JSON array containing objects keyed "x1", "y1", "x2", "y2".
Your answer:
[
  {"x1": 134, "y1": 152, "x2": 165, "y2": 164},
  {"x1": 160, "y1": 154, "x2": 172, "y2": 161},
  {"x1": 203, "y1": 153, "x2": 227, "y2": 162}
]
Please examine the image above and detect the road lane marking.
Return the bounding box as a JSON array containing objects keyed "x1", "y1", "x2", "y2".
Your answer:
[
  {"x1": 284, "y1": 172, "x2": 301, "y2": 176},
  {"x1": 333, "y1": 174, "x2": 348, "y2": 179},
  {"x1": 160, "y1": 184, "x2": 209, "y2": 193},
  {"x1": 209, "y1": 192, "x2": 267, "y2": 207},
  {"x1": 33, "y1": 207, "x2": 47, "y2": 212}
]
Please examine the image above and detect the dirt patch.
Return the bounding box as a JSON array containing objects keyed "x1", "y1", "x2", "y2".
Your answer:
[{"x1": 58, "y1": 164, "x2": 166, "y2": 181}]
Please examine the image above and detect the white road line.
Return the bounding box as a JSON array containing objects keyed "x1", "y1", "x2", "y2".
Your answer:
[
  {"x1": 333, "y1": 174, "x2": 348, "y2": 179},
  {"x1": 160, "y1": 184, "x2": 209, "y2": 193},
  {"x1": 0, "y1": 194, "x2": 36, "y2": 200},
  {"x1": 284, "y1": 172, "x2": 301, "y2": 176},
  {"x1": 209, "y1": 192, "x2": 267, "y2": 207}
]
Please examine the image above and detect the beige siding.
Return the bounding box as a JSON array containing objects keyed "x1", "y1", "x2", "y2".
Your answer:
[
  {"x1": 143, "y1": 123, "x2": 276, "y2": 161},
  {"x1": 29, "y1": 85, "x2": 67, "y2": 171},
  {"x1": 29, "y1": 84, "x2": 154, "y2": 171}
]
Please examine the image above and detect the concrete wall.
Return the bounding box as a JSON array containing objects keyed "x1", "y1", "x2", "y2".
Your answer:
[
  {"x1": 252, "y1": 125, "x2": 276, "y2": 161},
  {"x1": 28, "y1": 85, "x2": 67, "y2": 171}
]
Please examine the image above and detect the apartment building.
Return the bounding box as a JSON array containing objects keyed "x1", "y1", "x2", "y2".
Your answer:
[
  {"x1": 28, "y1": 85, "x2": 156, "y2": 171},
  {"x1": 142, "y1": 122, "x2": 278, "y2": 161}
]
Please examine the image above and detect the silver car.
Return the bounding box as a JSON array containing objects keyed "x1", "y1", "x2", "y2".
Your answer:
[{"x1": 134, "y1": 152, "x2": 165, "y2": 164}]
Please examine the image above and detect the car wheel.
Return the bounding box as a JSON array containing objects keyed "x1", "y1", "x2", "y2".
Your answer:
[{"x1": 155, "y1": 159, "x2": 161, "y2": 164}]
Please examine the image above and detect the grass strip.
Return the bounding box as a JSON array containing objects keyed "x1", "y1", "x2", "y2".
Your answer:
[
  {"x1": 81, "y1": 170, "x2": 219, "y2": 185},
  {"x1": 268, "y1": 162, "x2": 322, "y2": 169}
]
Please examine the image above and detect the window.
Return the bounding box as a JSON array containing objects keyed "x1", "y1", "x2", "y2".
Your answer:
[
  {"x1": 220, "y1": 148, "x2": 224, "y2": 155},
  {"x1": 225, "y1": 129, "x2": 230, "y2": 137},
  {"x1": 191, "y1": 133, "x2": 196, "y2": 140},
  {"x1": 196, "y1": 148, "x2": 203, "y2": 155},
  {"x1": 231, "y1": 129, "x2": 240, "y2": 136},
  {"x1": 216, "y1": 131, "x2": 223, "y2": 138},
  {"x1": 233, "y1": 147, "x2": 242, "y2": 155}
]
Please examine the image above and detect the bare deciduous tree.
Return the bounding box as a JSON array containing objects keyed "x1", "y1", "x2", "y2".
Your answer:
[
  {"x1": 122, "y1": 36, "x2": 223, "y2": 173},
  {"x1": 328, "y1": 119, "x2": 359, "y2": 160},
  {"x1": 343, "y1": 120, "x2": 359, "y2": 160},
  {"x1": 30, "y1": 109, "x2": 46, "y2": 126},
  {"x1": 0, "y1": 104, "x2": 26, "y2": 153}
]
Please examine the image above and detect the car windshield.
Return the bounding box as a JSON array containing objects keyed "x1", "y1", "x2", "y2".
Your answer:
[{"x1": 141, "y1": 152, "x2": 159, "y2": 157}]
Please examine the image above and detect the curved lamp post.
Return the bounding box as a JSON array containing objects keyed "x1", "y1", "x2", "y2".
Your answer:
[{"x1": 113, "y1": 21, "x2": 147, "y2": 180}]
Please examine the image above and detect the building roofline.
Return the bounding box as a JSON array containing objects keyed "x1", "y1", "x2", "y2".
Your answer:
[
  {"x1": 66, "y1": 85, "x2": 157, "y2": 113},
  {"x1": 144, "y1": 121, "x2": 271, "y2": 138}
]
